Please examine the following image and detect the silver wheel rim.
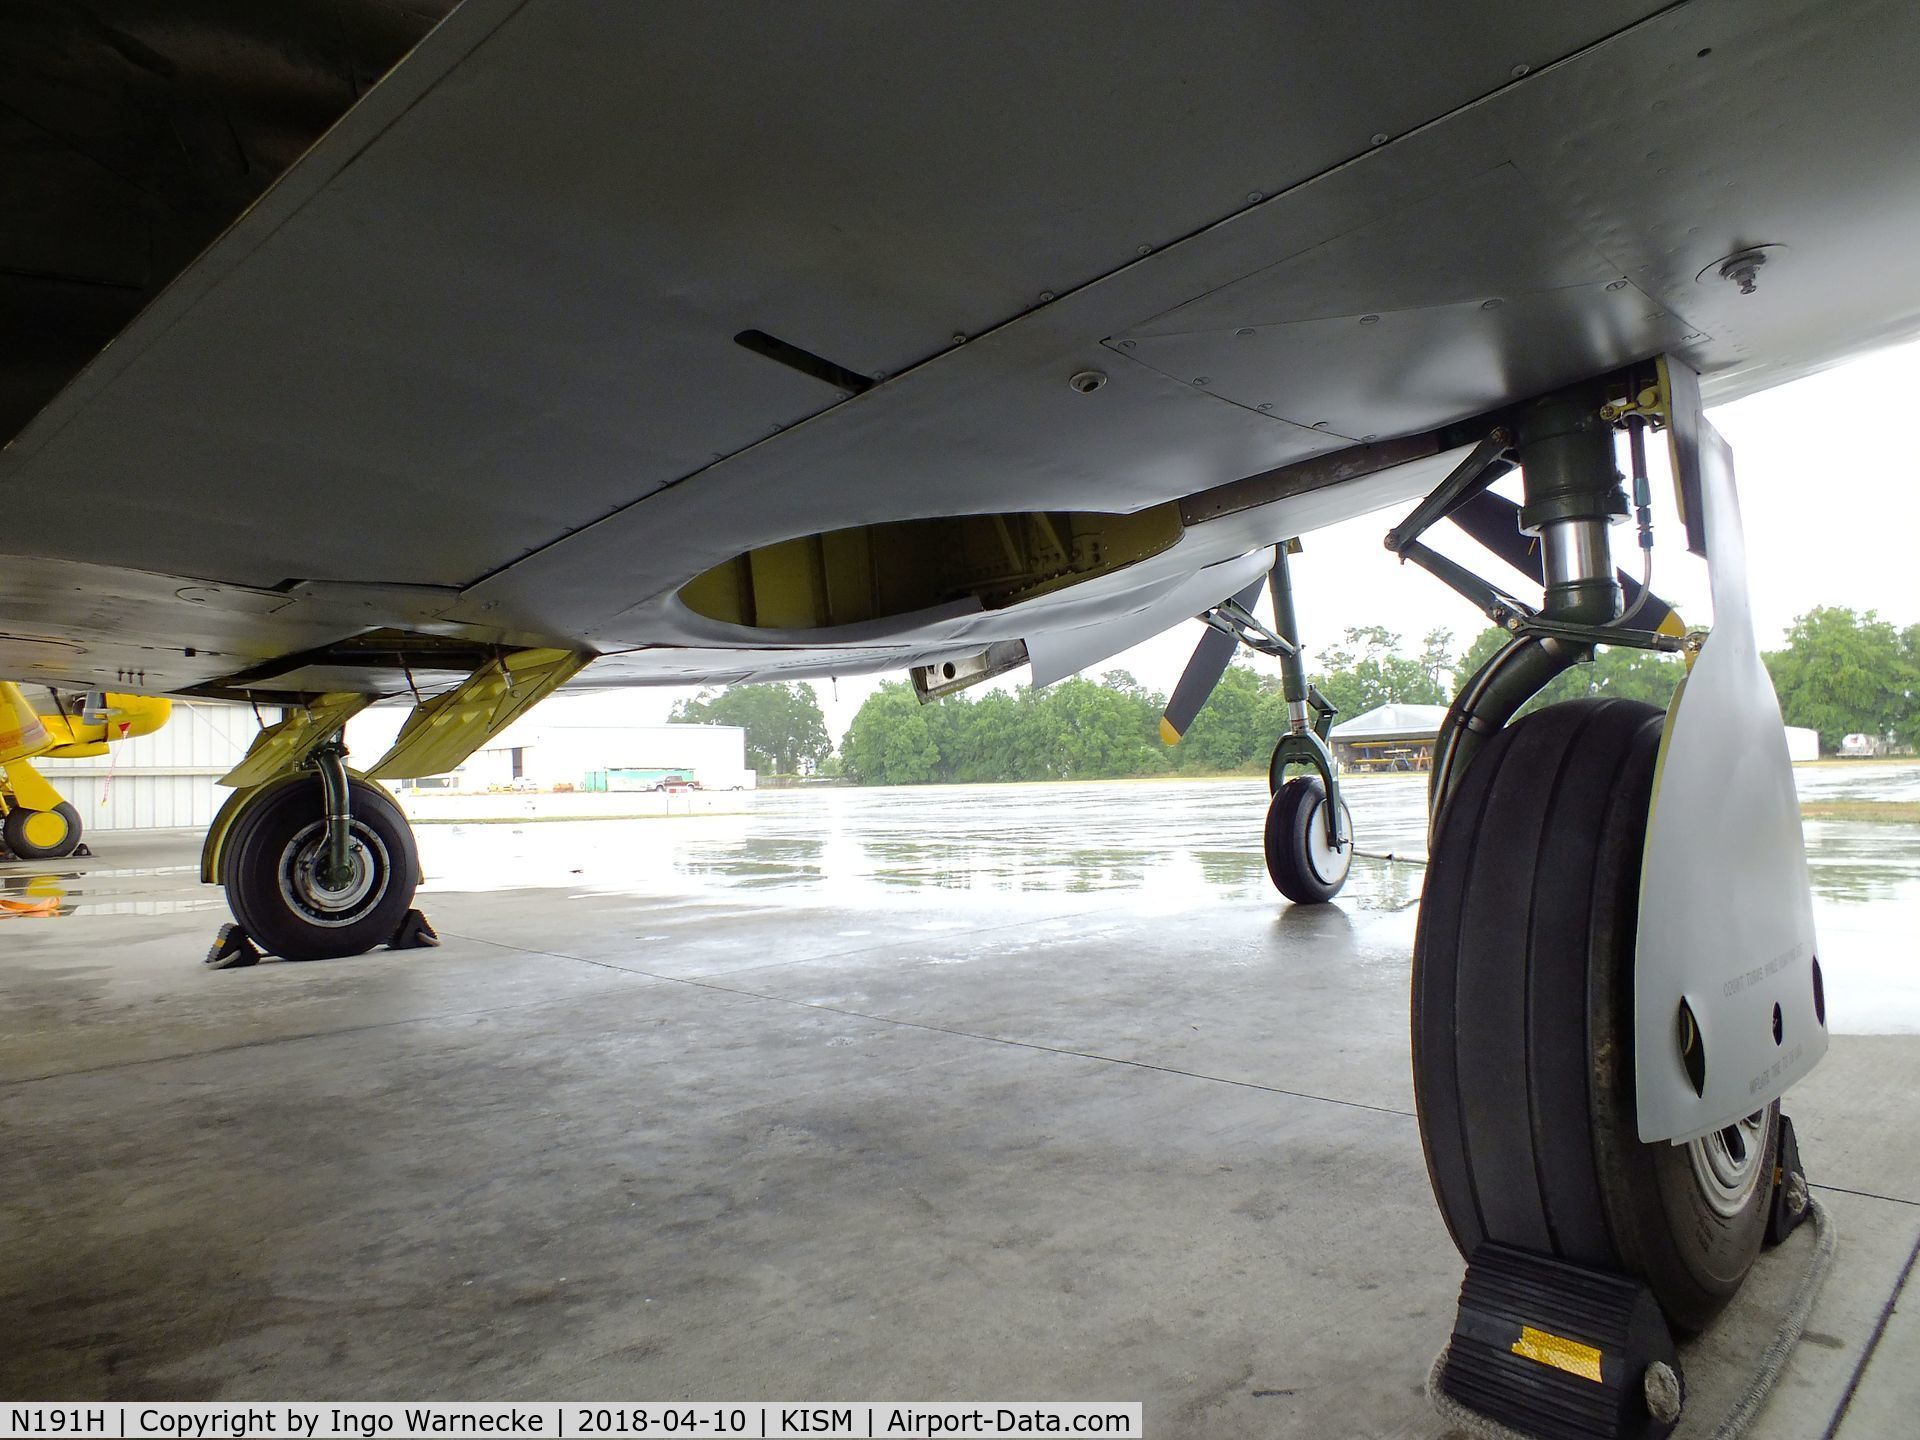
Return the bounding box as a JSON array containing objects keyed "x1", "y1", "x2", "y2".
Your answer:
[
  {"x1": 1686, "y1": 1111, "x2": 1769, "y2": 1218},
  {"x1": 1305, "y1": 798, "x2": 1353, "y2": 887},
  {"x1": 276, "y1": 819, "x2": 390, "y2": 927}
]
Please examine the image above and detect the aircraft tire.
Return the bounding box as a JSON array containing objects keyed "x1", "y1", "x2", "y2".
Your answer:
[
  {"x1": 1264, "y1": 776, "x2": 1353, "y2": 903},
  {"x1": 1411, "y1": 697, "x2": 1776, "y2": 1333},
  {"x1": 2, "y1": 800, "x2": 83, "y2": 860},
  {"x1": 222, "y1": 775, "x2": 418, "y2": 961}
]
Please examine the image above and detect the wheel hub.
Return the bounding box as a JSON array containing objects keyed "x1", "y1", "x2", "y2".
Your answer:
[
  {"x1": 1304, "y1": 798, "x2": 1351, "y2": 886},
  {"x1": 1686, "y1": 1111, "x2": 1769, "y2": 1218},
  {"x1": 278, "y1": 820, "x2": 390, "y2": 926},
  {"x1": 20, "y1": 809, "x2": 68, "y2": 850}
]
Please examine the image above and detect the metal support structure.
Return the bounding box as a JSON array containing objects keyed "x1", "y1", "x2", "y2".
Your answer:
[
  {"x1": 310, "y1": 736, "x2": 354, "y2": 890},
  {"x1": 1265, "y1": 544, "x2": 1346, "y2": 847},
  {"x1": 1427, "y1": 633, "x2": 1586, "y2": 837},
  {"x1": 1514, "y1": 384, "x2": 1629, "y2": 626},
  {"x1": 1394, "y1": 377, "x2": 1693, "y2": 823},
  {"x1": 1382, "y1": 427, "x2": 1514, "y2": 556}
]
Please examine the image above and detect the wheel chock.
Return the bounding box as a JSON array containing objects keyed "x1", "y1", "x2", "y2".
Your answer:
[
  {"x1": 204, "y1": 923, "x2": 262, "y2": 969},
  {"x1": 387, "y1": 908, "x2": 439, "y2": 951},
  {"x1": 1433, "y1": 1243, "x2": 1682, "y2": 1440},
  {"x1": 1766, "y1": 1113, "x2": 1812, "y2": 1247},
  {"x1": 73, "y1": 842, "x2": 92, "y2": 858}
]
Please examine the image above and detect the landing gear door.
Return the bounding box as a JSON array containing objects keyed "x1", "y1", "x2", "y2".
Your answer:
[{"x1": 1634, "y1": 359, "x2": 1827, "y2": 1144}]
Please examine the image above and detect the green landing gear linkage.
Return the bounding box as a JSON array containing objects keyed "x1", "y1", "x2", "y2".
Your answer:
[
  {"x1": 1382, "y1": 376, "x2": 1685, "y2": 833},
  {"x1": 1199, "y1": 540, "x2": 1353, "y2": 903}
]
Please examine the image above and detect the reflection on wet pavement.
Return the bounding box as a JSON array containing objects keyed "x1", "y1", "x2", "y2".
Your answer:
[
  {"x1": 415, "y1": 778, "x2": 1433, "y2": 910},
  {"x1": 4, "y1": 766, "x2": 1915, "y2": 1030},
  {"x1": 0, "y1": 861, "x2": 211, "y2": 919}
]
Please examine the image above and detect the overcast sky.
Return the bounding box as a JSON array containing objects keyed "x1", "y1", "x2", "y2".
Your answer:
[{"x1": 542, "y1": 339, "x2": 1920, "y2": 745}]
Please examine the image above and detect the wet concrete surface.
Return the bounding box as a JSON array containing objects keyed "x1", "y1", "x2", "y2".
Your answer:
[{"x1": 2, "y1": 768, "x2": 1916, "y2": 1435}]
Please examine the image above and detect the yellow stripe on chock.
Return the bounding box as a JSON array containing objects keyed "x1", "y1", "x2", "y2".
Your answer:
[{"x1": 1510, "y1": 1325, "x2": 1603, "y2": 1383}]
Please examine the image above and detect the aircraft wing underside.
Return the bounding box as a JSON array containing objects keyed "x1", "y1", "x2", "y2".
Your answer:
[{"x1": 3, "y1": 0, "x2": 1918, "y2": 700}]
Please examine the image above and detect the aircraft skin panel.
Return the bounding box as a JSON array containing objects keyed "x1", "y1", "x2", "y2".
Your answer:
[
  {"x1": 2, "y1": 1, "x2": 1918, "y2": 699},
  {"x1": 0, "y1": 447, "x2": 1465, "y2": 699},
  {"x1": 0, "y1": 0, "x2": 1670, "y2": 592}
]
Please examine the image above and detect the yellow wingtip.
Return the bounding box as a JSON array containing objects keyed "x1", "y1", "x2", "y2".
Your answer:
[{"x1": 1159, "y1": 717, "x2": 1182, "y2": 746}]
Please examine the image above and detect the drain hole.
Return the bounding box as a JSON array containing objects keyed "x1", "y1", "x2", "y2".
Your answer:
[
  {"x1": 734, "y1": 329, "x2": 875, "y2": 394},
  {"x1": 1812, "y1": 955, "x2": 1826, "y2": 1027},
  {"x1": 1772, "y1": 1001, "x2": 1784, "y2": 1045}
]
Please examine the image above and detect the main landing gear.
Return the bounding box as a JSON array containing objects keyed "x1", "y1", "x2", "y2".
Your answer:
[
  {"x1": 1415, "y1": 695, "x2": 1776, "y2": 1331},
  {"x1": 207, "y1": 737, "x2": 428, "y2": 965},
  {"x1": 1390, "y1": 365, "x2": 1823, "y2": 1436},
  {"x1": 200, "y1": 648, "x2": 584, "y2": 966},
  {"x1": 1, "y1": 796, "x2": 83, "y2": 861}
]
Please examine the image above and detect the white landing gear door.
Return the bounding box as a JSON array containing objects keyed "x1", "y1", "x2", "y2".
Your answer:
[{"x1": 1634, "y1": 379, "x2": 1827, "y2": 1145}]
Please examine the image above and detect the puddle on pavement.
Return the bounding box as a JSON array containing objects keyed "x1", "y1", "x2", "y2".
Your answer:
[{"x1": 7, "y1": 767, "x2": 1915, "y2": 1029}]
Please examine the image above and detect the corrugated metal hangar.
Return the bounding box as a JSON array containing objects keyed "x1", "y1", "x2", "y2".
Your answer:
[{"x1": 32, "y1": 701, "x2": 272, "y2": 832}]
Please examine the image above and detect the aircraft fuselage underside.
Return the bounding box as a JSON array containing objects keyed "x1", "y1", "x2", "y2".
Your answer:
[{"x1": 2, "y1": 0, "x2": 1917, "y2": 704}]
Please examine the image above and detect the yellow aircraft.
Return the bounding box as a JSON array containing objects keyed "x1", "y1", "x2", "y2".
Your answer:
[{"x1": 0, "y1": 683, "x2": 171, "y2": 860}]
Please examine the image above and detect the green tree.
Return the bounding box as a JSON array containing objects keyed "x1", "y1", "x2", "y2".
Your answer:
[
  {"x1": 1419, "y1": 627, "x2": 1457, "y2": 690},
  {"x1": 1902, "y1": 626, "x2": 1920, "y2": 749},
  {"x1": 1051, "y1": 673, "x2": 1169, "y2": 778},
  {"x1": 1454, "y1": 625, "x2": 1684, "y2": 717},
  {"x1": 671, "y1": 680, "x2": 831, "y2": 775},
  {"x1": 1764, "y1": 607, "x2": 1917, "y2": 751},
  {"x1": 839, "y1": 670, "x2": 1176, "y2": 783},
  {"x1": 839, "y1": 681, "x2": 940, "y2": 784},
  {"x1": 1173, "y1": 658, "x2": 1275, "y2": 772},
  {"x1": 1310, "y1": 626, "x2": 1448, "y2": 719}
]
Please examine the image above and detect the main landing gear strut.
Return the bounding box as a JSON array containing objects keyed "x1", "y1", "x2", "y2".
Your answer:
[{"x1": 1392, "y1": 364, "x2": 1823, "y2": 1438}]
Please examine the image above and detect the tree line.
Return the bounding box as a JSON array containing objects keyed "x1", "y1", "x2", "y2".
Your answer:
[{"x1": 670, "y1": 606, "x2": 1917, "y2": 785}]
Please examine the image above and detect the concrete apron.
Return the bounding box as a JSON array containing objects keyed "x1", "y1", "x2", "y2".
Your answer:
[{"x1": 1, "y1": 797, "x2": 1914, "y2": 1438}]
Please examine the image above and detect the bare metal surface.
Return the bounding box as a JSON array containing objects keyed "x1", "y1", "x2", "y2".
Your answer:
[
  {"x1": 1636, "y1": 419, "x2": 1827, "y2": 1142},
  {"x1": 1539, "y1": 518, "x2": 1617, "y2": 594}
]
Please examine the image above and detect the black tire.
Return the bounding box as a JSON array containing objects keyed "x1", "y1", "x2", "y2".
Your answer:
[
  {"x1": 1412, "y1": 697, "x2": 1777, "y2": 1333},
  {"x1": 222, "y1": 775, "x2": 418, "y2": 961},
  {"x1": 1264, "y1": 776, "x2": 1353, "y2": 904},
  {"x1": 2, "y1": 800, "x2": 83, "y2": 860}
]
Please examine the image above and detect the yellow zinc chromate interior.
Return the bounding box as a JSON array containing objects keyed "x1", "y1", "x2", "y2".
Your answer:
[{"x1": 679, "y1": 506, "x2": 1185, "y2": 630}]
